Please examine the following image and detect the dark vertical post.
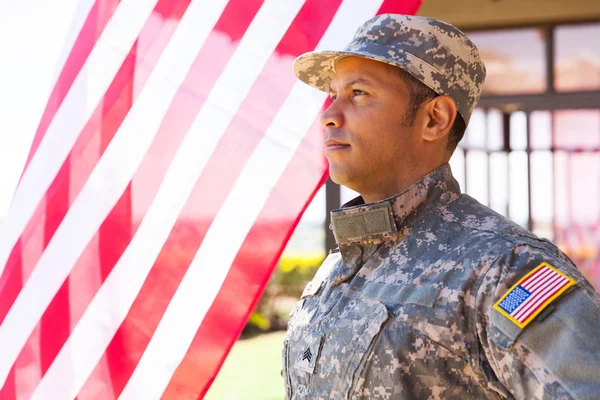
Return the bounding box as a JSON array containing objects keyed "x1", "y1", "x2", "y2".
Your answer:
[
  {"x1": 551, "y1": 111, "x2": 557, "y2": 242},
  {"x1": 526, "y1": 112, "x2": 534, "y2": 232},
  {"x1": 485, "y1": 109, "x2": 492, "y2": 208},
  {"x1": 325, "y1": 177, "x2": 341, "y2": 252},
  {"x1": 503, "y1": 112, "x2": 512, "y2": 218},
  {"x1": 463, "y1": 149, "x2": 469, "y2": 194},
  {"x1": 545, "y1": 25, "x2": 555, "y2": 94},
  {"x1": 547, "y1": 26, "x2": 557, "y2": 241}
]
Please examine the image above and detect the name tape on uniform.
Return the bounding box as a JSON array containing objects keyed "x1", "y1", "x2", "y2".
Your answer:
[{"x1": 493, "y1": 262, "x2": 576, "y2": 329}]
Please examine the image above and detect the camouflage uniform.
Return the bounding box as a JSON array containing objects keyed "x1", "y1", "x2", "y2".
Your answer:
[
  {"x1": 283, "y1": 164, "x2": 600, "y2": 399},
  {"x1": 285, "y1": 14, "x2": 600, "y2": 400}
]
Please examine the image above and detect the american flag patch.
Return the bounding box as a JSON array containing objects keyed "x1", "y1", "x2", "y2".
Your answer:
[{"x1": 493, "y1": 262, "x2": 576, "y2": 328}]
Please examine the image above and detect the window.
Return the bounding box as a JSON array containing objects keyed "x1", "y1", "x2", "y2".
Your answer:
[
  {"x1": 468, "y1": 29, "x2": 547, "y2": 95},
  {"x1": 555, "y1": 23, "x2": 600, "y2": 92}
]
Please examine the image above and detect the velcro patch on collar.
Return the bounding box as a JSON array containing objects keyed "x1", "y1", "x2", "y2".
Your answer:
[
  {"x1": 493, "y1": 262, "x2": 576, "y2": 329},
  {"x1": 331, "y1": 202, "x2": 397, "y2": 244}
]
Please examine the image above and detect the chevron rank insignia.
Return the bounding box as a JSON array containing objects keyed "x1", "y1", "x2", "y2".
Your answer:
[
  {"x1": 494, "y1": 262, "x2": 576, "y2": 328},
  {"x1": 294, "y1": 331, "x2": 323, "y2": 374}
]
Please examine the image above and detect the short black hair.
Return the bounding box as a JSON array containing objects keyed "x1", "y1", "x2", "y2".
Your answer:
[{"x1": 397, "y1": 68, "x2": 466, "y2": 153}]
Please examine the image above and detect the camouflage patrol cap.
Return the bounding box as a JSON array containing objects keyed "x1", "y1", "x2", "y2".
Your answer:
[{"x1": 293, "y1": 14, "x2": 486, "y2": 125}]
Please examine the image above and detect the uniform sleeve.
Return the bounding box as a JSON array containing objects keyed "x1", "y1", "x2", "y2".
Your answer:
[{"x1": 475, "y1": 242, "x2": 600, "y2": 400}]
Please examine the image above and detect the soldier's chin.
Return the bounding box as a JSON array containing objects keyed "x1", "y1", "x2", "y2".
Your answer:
[{"x1": 328, "y1": 164, "x2": 359, "y2": 191}]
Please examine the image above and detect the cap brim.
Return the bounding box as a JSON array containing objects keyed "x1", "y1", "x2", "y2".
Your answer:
[
  {"x1": 292, "y1": 49, "x2": 412, "y2": 93},
  {"x1": 293, "y1": 49, "x2": 473, "y2": 125}
]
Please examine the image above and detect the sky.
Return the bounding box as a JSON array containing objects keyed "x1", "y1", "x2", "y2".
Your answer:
[{"x1": 0, "y1": 1, "x2": 88, "y2": 218}]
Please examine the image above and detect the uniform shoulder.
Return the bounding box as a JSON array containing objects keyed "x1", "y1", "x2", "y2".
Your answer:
[
  {"x1": 434, "y1": 194, "x2": 582, "y2": 277},
  {"x1": 442, "y1": 194, "x2": 542, "y2": 247},
  {"x1": 475, "y1": 239, "x2": 600, "y2": 400},
  {"x1": 441, "y1": 195, "x2": 586, "y2": 287}
]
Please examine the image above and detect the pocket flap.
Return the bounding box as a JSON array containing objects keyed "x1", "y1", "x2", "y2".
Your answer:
[
  {"x1": 364, "y1": 283, "x2": 440, "y2": 307},
  {"x1": 301, "y1": 252, "x2": 341, "y2": 299}
]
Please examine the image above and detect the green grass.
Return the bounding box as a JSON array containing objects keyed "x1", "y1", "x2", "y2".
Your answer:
[{"x1": 204, "y1": 331, "x2": 286, "y2": 400}]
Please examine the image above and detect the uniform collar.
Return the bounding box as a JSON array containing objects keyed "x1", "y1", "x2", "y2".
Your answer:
[{"x1": 330, "y1": 163, "x2": 461, "y2": 247}]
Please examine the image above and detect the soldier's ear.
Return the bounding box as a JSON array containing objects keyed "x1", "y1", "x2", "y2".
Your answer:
[{"x1": 422, "y1": 96, "x2": 456, "y2": 143}]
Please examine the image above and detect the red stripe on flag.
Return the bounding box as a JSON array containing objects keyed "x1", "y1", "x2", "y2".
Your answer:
[
  {"x1": 82, "y1": 0, "x2": 339, "y2": 396},
  {"x1": 526, "y1": 270, "x2": 558, "y2": 293},
  {"x1": 21, "y1": 0, "x2": 121, "y2": 176},
  {"x1": 1, "y1": 0, "x2": 192, "y2": 395},
  {"x1": 521, "y1": 267, "x2": 552, "y2": 290},
  {"x1": 0, "y1": 372, "x2": 15, "y2": 400},
  {"x1": 2, "y1": 0, "x2": 425, "y2": 398},
  {"x1": 0, "y1": 244, "x2": 21, "y2": 400},
  {"x1": 519, "y1": 278, "x2": 569, "y2": 323},
  {"x1": 167, "y1": 0, "x2": 423, "y2": 396},
  {"x1": 159, "y1": 0, "x2": 349, "y2": 393},
  {"x1": 39, "y1": 158, "x2": 72, "y2": 376},
  {"x1": 517, "y1": 277, "x2": 567, "y2": 322},
  {"x1": 0, "y1": 43, "x2": 139, "y2": 326},
  {"x1": 167, "y1": 117, "x2": 328, "y2": 399},
  {"x1": 513, "y1": 274, "x2": 562, "y2": 320},
  {"x1": 377, "y1": 0, "x2": 423, "y2": 15},
  {"x1": 514, "y1": 274, "x2": 563, "y2": 320},
  {"x1": 519, "y1": 279, "x2": 568, "y2": 323},
  {"x1": 77, "y1": 0, "x2": 266, "y2": 397},
  {"x1": 2, "y1": 52, "x2": 137, "y2": 398},
  {"x1": 0, "y1": 11, "x2": 146, "y2": 337}
]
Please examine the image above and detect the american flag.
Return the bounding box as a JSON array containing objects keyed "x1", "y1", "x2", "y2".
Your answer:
[
  {"x1": 0, "y1": 0, "x2": 421, "y2": 398},
  {"x1": 495, "y1": 263, "x2": 576, "y2": 328}
]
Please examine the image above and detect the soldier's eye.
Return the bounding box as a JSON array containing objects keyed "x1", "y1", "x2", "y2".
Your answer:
[
  {"x1": 352, "y1": 89, "x2": 367, "y2": 96},
  {"x1": 330, "y1": 95, "x2": 337, "y2": 101}
]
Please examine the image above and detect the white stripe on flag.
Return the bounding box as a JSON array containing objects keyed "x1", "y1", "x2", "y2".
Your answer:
[
  {"x1": 31, "y1": 0, "x2": 311, "y2": 397},
  {"x1": 0, "y1": 0, "x2": 229, "y2": 390},
  {"x1": 521, "y1": 267, "x2": 552, "y2": 290},
  {"x1": 509, "y1": 269, "x2": 556, "y2": 317},
  {"x1": 0, "y1": 0, "x2": 159, "y2": 279},
  {"x1": 510, "y1": 268, "x2": 554, "y2": 316},
  {"x1": 511, "y1": 275, "x2": 560, "y2": 319},
  {"x1": 519, "y1": 278, "x2": 568, "y2": 322},
  {"x1": 514, "y1": 276, "x2": 567, "y2": 321},
  {"x1": 511, "y1": 274, "x2": 560, "y2": 318},
  {"x1": 51, "y1": 0, "x2": 98, "y2": 82},
  {"x1": 526, "y1": 268, "x2": 559, "y2": 292},
  {"x1": 119, "y1": 0, "x2": 385, "y2": 398},
  {"x1": 528, "y1": 273, "x2": 560, "y2": 301}
]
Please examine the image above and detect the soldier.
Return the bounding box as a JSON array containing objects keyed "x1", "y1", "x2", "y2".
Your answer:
[{"x1": 283, "y1": 14, "x2": 600, "y2": 400}]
